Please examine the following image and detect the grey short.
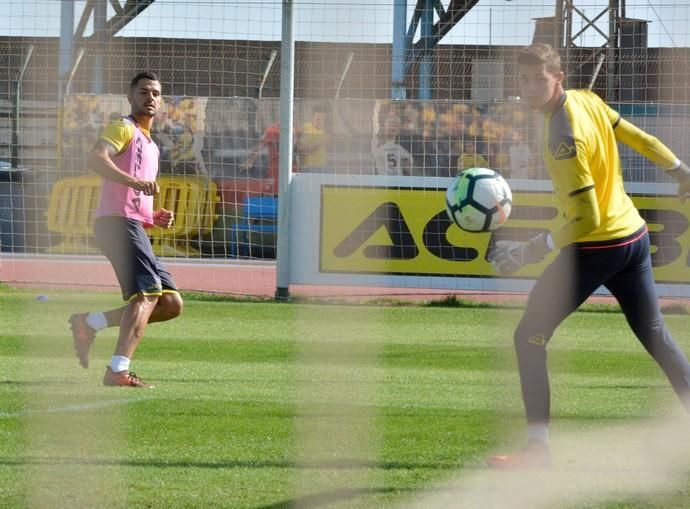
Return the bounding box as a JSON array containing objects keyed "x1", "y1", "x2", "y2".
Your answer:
[{"x1": 94, "y1": 216, "x2": 177, "y2": 301}]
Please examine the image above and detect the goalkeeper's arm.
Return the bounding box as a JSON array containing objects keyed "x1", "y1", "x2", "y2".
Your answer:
[
  {"x1": 490, "y1": 188, "x2": 600, "y2": 275},
  {"x1": 550, "y1": 188, "x2": 600, "y2": 248},
  {"x1": 608, "y1": 112, "x2": 690, "y2": 200},
  {"x1": 524, "y1": 166, "x2": 601, "y2": 254}
]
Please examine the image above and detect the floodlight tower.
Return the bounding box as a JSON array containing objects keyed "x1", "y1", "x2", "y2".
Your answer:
[
  {"x1": 59, "y1": 0, "x2": 157, "y2": 94},
  {"x1": 392, "y1": 0, "x2": 480, "y2": 99},
  {"x1": 542, "y1": 0, "x2": 646, "y2": 101}
]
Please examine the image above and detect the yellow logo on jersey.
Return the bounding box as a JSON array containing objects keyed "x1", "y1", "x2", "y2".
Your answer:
[
  {"x1": 554, "y1": 142, "x2": 577, "y2": 160},
  {"x1": 528, "y1": 334, "x2": 547, "y2": 346}
]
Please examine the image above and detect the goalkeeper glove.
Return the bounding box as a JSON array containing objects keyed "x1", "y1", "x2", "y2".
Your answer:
[
  {"x1": 666, "y1": 161, "x2": 690, "y2": 202},
  {"x1": 489, "y1": 232, "x2": 554, "y2": 276}
]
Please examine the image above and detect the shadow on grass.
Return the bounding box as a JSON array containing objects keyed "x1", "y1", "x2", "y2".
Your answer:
[
  {"x1": 0, "y1": 456, "x2": 463, "y2": 472},
  {"x1": 256, "y1": 486, "x2": 415, "y2": 509},
  {"x1": 0, "y1": 379, "x2": 82, "y2": 386}
]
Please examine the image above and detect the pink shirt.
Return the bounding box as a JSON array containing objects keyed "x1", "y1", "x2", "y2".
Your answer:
[{"x1": 96, "y1": 116, "x2": 159, "y2": 225}]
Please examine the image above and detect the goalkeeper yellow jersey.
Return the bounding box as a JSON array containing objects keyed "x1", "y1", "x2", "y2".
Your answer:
[{"x1": 543, "y1": 89, "x2": 678, "y2": 245}]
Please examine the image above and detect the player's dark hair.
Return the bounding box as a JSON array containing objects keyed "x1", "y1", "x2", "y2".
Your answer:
[
  {"x1": 517, "y1": 43, "x2": 561, "y2": 74},
  {"x1": 130, "y1": 71, "x2": 161, "y2": 91}
]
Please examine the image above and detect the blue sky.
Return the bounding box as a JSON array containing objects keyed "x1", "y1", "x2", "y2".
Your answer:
[{"x1": 2, "y1": 0, "x2": 688, "y2": 47}]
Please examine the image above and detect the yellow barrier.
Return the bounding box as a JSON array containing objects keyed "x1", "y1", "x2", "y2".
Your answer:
[
  {"x1": 45, "y1": 175, "x2": 219, "y2": 257},
  {"x1": 45, "y1": 176, "x2": 102, "y2": 254},
  {"x1": 150, "y1": 176, "x2": 219, "y2": 257}
]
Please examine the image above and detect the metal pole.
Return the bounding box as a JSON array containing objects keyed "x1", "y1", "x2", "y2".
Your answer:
[
  {"x1": 391, "y1": 0, "x2": 407, "y2": 99},
  {"x1": 275, "y1": 0, "x2": 295, "y2": 301},
  {"x1": 334, "y1": 51, "x2": 354, "y2": 100},
  {"x1": 588, "y1": 52, "x2": 606, "y2": 90},
  {"x1": 607, "y1": 0, "x2": 619, "y2": 101},
  {"x1": 58, "y1": 0, "x2": 75, "y2": 174},
  {"x1": 11, "y1": 45, "x2": 34, "y2": 168},
  {"x1": 65, "y1": 47, "x2": 85, "y2": 96},
  {"x1": 258, "y1": 49, "x2": 278, "y2": 100},
  {"x1": 59, "y1": 0, "x2": 75, "y2": 93},
  {"x1": 418, "y1": 0, "x2": 432, "y2": 100},
  {"x1": 554, "y1": 0, "x2": 564, "y2": 50},
  {"x1": 92, "y1": 0, "x2": 107, "y2": 94}
]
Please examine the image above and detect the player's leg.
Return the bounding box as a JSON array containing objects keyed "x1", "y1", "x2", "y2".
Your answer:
[
  {"x1": 70, "y1": 216, "x2": 134, "y2": 368},
  {"x1": 513, "y1": 248, "x2": 595, "y2": 427},
  {"x1": 71, "y1": 217, "x2": 182, "y2": 370},
  {"x1": 101, "y1": 219, "x2": 179, "y2": 387},
  {"x1": 70, "y1": 292, "x2": 181, "y2": 367},
  {"x1": 489, "y1": 246, "x2": 605, "y2": 468},
  {"x1": 111, "y1": 294, "x2": 159, "y2": 359},
  {"x1": 82, "y1": 254, "x2": 182, "y2": 328},
  {"x1": 102, "y1": 257, "x2": 182, "y2": 326},
  {"x1": 604, "y1": 233, "x2": 690, "y2": 412},
  {"x1": 154, "y1": 290, "x2": 183, "y2": 321},
  {"x1": 68, "y1": 312, "x2": 99, "y2": 368},
  {"x1": 102, "y1": 292, "x2": 159, "y2": 388},
  {"x1": 91, "y1": 290, "x2": 183, "y2": 330}
]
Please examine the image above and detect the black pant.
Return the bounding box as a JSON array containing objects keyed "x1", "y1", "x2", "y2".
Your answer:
[{"x1": 514, "y1": 228, "x2": 690, "y2": 423}]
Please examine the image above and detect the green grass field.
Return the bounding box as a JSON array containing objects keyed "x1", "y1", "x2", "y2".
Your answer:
[{"x1": 1, "y1": 286, "x2": 689, "y2": 508}]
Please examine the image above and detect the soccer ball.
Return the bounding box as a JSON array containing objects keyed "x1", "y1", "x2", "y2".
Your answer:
[{"x1": 445, "y1": 167, "x2": 512, "y2": 232}]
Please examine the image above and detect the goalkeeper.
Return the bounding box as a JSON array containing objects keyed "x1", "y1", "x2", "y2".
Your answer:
[{"x1": 487, "y1": 43, "x2": 690, "y2": 469}]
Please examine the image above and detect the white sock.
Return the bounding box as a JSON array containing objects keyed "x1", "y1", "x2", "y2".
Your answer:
[
  {"x1": 527, "y1": 423, "x2": 549, "y2": 444},
  {"x1": 110, "y1": 355, "x2": 130, "y2": 373},
  {"x1": 86, "y1": 312, "x2": 108, "y2": 331}
]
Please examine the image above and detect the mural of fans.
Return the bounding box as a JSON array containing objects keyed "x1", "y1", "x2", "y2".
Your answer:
[
  {"x1": 61, "y1": 94, "x2": 209, "y2": 177},
  {"x1": 372, "y1": 116, "x2": 414, "y2": 176},
  {"x1": 61, "y1": 95, "x2": 107, "y2": 173},
  {"x1": 170, "y1": 126, "x2": 199, "y2": 175},
  {"x1": 507, "y1": 131, "x2": 538, "y2": 179},
  {"x1": 397, "y1": 102, "x2": 427, "y2": 175},
  {"x1": 297, "y1": 105, "x2": 330, "y2": 172},
  {"x1": 432, "y1": 103, "x2": 460, "y2": 177},
  {"x1": 457, "y1": 139, "x2": 489, "y2": 172},
  {"x1": 155, "y1": 97, "x2": 207, "y2": 175},
  {"x1": 240, "y1": 122, "x2": 299, "y2": 194}
]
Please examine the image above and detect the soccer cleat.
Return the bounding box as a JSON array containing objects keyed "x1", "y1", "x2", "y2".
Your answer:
[
  {"x1": 103, "y1": 366, "x2": 154, "y2": 388},
  {"x1": 486, "y1": 439, "x2": 552, "y2": 469},
  {"x1": 69, "y1": 313, "x2": 96, "y2": 369}
]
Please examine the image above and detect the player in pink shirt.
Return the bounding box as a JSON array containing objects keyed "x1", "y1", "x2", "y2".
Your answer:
[{"x1": 69, "y1": 72, "x2": 183, "y2": 388}]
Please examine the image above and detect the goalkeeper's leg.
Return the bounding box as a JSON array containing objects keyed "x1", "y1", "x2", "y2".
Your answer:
[
  {"x1": 489, "y1": 249, "x2": 602, "y2": 469},
  {"x1": 513, "y1": 248, "x2": 597, "y2": 425},
  {"x1": 605, "y1": 237, "x2": 690, "y2": 412}
]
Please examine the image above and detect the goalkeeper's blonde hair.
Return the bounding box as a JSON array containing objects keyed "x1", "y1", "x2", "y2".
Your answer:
[{"x1": 517, "y1": 43, "x2": 562, "y2": 74}]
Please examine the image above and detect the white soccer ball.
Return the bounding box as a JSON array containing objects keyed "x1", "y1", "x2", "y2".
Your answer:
[{"x1": 445, "y1": 167, "x2": 512, "y2": 232}]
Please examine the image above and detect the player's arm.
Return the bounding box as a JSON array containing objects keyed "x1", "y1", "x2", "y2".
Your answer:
[
  {"x1": 88, "y1": 120, "x2": 158, "y2": 196},
  {"x1": 89, "y1": 141, "x2": 159, "y2": 196},
  {"x1": 608, "y1": 113, "x2": 677, "y2": 169},
  {"x1": 152, "y1": 208, "x2": 174, "y2": 229},
  {"x1": 551, "y1": 183, "x2": 600, "y2": 248},
  {"x1": 240, "y1": 132, "x2": 271, "y2": 171},
  {"x1": 240, "y1": 140, "x2": 263, "y2": 171},
  {"x1": 606, "y1": 105, "x2": 690, "y2": 199},
  {"x1": 491, "y1": 144, "x2": 599, "y2": 275}
]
